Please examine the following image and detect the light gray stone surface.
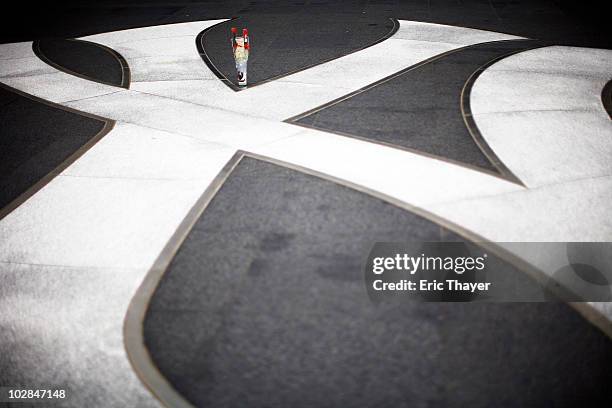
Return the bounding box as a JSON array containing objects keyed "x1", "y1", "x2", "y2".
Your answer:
[
  {"x1": 64, "y1": 122, "x2": 234, "y2": 180},
  {"x1": 429, "y1": 175, "x2": 612, "y2": 242},
  {"x1": 0, "y1": 42, "x2": 33, "y2": 60},
  {"x1": 473, "y1": 110, "x2": 612, "y2": 187},
  {"x1": 484, "y1": 46, "x2": 612, "y2": 78},
  {"x1": 471, "y1": 71, "x2": 608, "y2": 114},
  {"x1": 392, "y1": 20, "x2": 520, "y2": 44},
  {"x1": 0, "y1": 262, "x2": 157, "y2": 407},
  {"x1": 0, "y1": 175, "x2": 208, "y2": 269},
  {"x1": 469, "y1": 46, "x2": 612, "y2": 188}
]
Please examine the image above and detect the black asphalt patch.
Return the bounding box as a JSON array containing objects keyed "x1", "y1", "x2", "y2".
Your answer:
[
  {"x1": 3, "y1": 1, "x2": 610, "y2": 49},
  {"x1": 34, "y1": 38, "x2": 129, "y2": 88},
  {"x1": 142, "y1": 156, "x2": 612, "y2": 408},
  {"x1": 0, "y1": 85, "x2": 109, "y2": 219},
  {"x1": 199, "y1": 14, "x2": 396, "y2": 89},
  {"x1": 293, "y1": 40, "x2": 547, "y2": 178},
  {"x1": 602, "y1": 79, "x2": 612, "y2": 119}
]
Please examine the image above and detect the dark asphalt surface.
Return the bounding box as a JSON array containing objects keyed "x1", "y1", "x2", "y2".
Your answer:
[
  {"x1": 2, "y1": 1, "x2": 610, "y2": 49},
  {"x1": 35, "y1": 38, "x2": 127, "y2": 87},
  {"x1": 0, "y1": 87, "x2": 106, "y2": 217},
  {"x1": 144, "y1": 157, "x2": 612, "y2": 408},
  {"x1": 602, "y1": 79, "x2": 612, "y2": 119},
  {"x1": 295, "y1": 40, "x2": 548, "y2": 175},
  {"x1": 200, "y1": 15, "x2": 395, "y2": 88}
]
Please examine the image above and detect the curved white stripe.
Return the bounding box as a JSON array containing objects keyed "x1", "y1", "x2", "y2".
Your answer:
[
  {"x1": 0, "y1": 41, "x2": 34, "y2": 60},
  {"x1": 469, "y1": 46, "x2": 612, "y2": 188}
]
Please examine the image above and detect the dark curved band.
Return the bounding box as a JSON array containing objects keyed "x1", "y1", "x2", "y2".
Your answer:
[
  {"x1": 601, "y1": 79, "x2": 612, "y2": 119},
  {"x1": 0, "y1": 83, "x2": 114, "y2": 221},
  {"x1": 460, "y1": 41, "x2": 548, "y2": 186},
  {"x1": 196, "y1": 18, "x2": 400, "y2": 92},
  {"x1": 195, "y1": 19, "x2": 240, "y2": 91},
  {"x1": 287, "y1": 39, "x2": 545, "y2": 186},
  {"x1": 33, "y1": 39, "x2": 131, "y2": 89}
]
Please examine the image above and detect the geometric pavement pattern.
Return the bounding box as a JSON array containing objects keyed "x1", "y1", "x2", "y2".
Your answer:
[{"x1": 1, "y1": 18, "x2": 611, "y2": 407}]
